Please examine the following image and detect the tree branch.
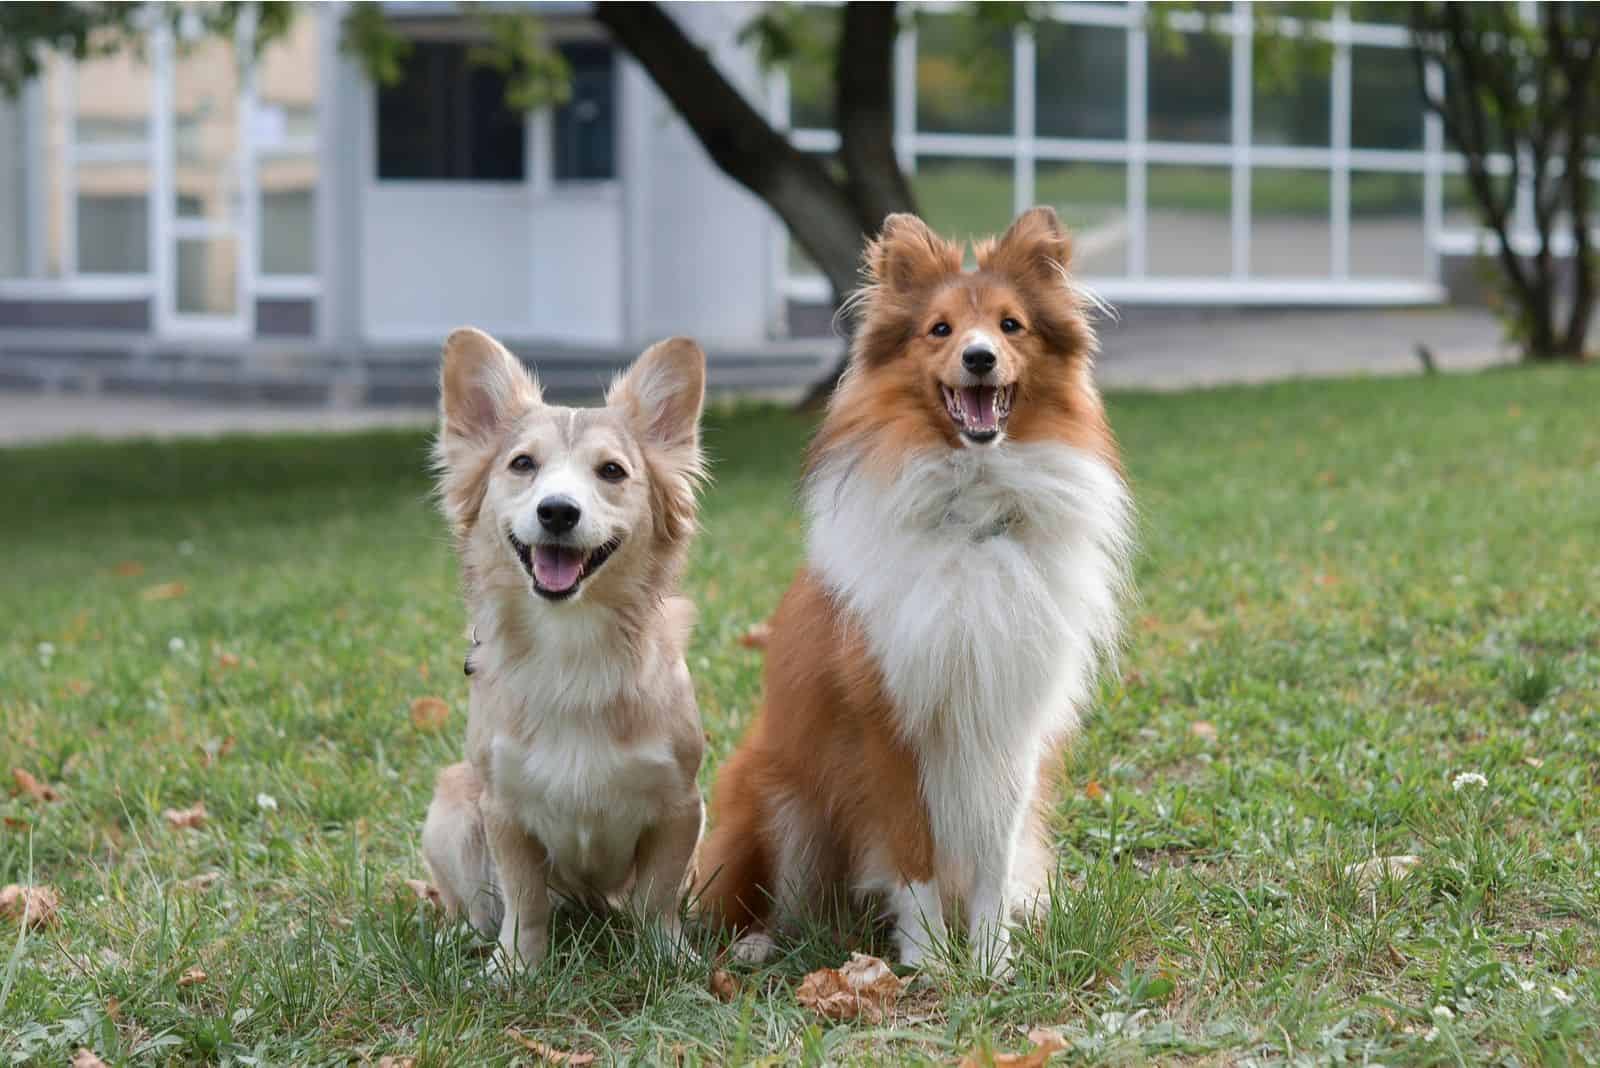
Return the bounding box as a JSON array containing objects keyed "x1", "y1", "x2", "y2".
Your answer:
[{"x1": 594, "y1": 2, "x2": 866, "y2": 300}]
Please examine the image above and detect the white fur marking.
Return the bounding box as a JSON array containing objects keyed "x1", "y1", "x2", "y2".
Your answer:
[{"x1": 806, "y1": 442, "x2": 1131, "y2": 907}]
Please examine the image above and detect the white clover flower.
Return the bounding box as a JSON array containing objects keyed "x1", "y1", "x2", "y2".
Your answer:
[
  {"x1": 37, "y1": 641, "x2": 55, "y2": 659},
  {"x1": 256, "y1": 793, "x2": 279, "y2": 812},
  {"x1": 1423, "y1": 1027, "x2": 1439, "y2": 1043},
  {"x1": 1551, "y1": 986, "x2": 1573, "y2": 1005},
  {"x1": 1452, "y1": 771, "x2": 1488, "y2": 792},
  {"x1": 168, "y1": 636, "x2": 186, "y2": 653},
  {"x1": 1432, "y1": 1005, "x2": 1455, "y2": 1020},
  {"x1": 1518, "y1": 979, "x2": 1537, "y2": 993}
]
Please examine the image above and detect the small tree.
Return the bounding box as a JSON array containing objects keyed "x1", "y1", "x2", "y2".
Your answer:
[{"x1": 1410, "y1": 3, "x2": 1599, "y2": 361}]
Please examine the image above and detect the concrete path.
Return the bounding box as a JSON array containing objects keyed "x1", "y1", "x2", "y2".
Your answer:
[
  {"x1": 1094, "y1": 305, "x2": 1510, "y2": 391},
  {"x1": 0, "y1": 307, "x2": 1511, "y2": 445}
]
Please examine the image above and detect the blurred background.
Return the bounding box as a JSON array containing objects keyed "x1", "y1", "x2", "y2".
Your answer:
[{"x1": 0, "y1": 2, "x2": 1587, "y2": 427}]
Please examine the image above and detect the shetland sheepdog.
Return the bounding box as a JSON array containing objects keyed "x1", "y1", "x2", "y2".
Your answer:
[
  {"x1": 421, "y1": 328, "x2": 708, "y2": 970},
  {"x1": 697, "y1": 208, "x2": 1133, "y2": 975}
]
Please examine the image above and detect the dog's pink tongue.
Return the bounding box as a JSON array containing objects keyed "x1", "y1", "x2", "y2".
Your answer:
[
  {"x1": 533, "y1": 545, "x2": 583, "y2": 592},
  {"x1": 960, "y1": 386, "x2": 999, "y2": 431}
]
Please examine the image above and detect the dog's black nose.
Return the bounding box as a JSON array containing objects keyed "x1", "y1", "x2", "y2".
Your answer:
[
  {"x1": 536, "y1": 495, "x2": 581, "y2": 534},
  {"x1": 962, "y1": 345, "x2": 997, "y2": 376}
]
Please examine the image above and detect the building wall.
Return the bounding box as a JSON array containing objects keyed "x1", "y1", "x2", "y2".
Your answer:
[
  {"x1": 622, "y1": 2, "x2": 779, "y2": 350},
  {"x1": 0, "y1": 97, "x2": 22, "y2": 278}
]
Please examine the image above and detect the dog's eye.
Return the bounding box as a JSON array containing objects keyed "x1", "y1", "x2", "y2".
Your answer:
[
  {"x1": 598, "y1": 461, "x2": 627, "y2": 482},
  {"x1": 509, "y1": 454, "x2": 536, "y2": 473},
  {"x1": 930, "y1": 322, "x2": 952, "y2": 338},
  {"x1": 1000, "y1": 317, "x2": 1023, "y2": 334}
]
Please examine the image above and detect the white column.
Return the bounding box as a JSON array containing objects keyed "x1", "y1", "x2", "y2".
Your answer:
[
  {"x1": 1422, "y1": 58, "x2": 1444, "y2": 281},
  {"x1": 1127, "y1": 1, "x2": 1148, "y2": 278},
  {"x1": 150, "y1": 24, "x2": 174, "y2": 331},
  {"x1": 895, "y1": 27, "x2": 917, "y2": 174},
  {"x1": 1330, "y1": 6, "x2": 1351, "y2": 279},
  {"x1": 1014, "y1": 26, "x2": 1036, "y2": 216},
  {"x1": 1230, "y1": 3, "x2": 1252, "y2": 279}
]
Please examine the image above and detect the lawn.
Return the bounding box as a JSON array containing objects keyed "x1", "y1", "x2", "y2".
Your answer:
[{"x1": 3, "y1": 366, "x2": 1598, "y2": 1065}]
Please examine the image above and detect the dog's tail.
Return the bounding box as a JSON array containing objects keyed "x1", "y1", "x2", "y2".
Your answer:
[{"x1": 690, "y1": 745, "x2": 774, "y2": 935}]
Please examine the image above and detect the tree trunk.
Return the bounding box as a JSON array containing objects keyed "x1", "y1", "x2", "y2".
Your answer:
[{"x1": 836, "y1": 3, "x2": 916, "y2": 233}]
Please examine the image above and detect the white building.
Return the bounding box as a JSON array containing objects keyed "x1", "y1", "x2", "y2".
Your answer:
[{"x1": 0, "y1": 2, "x2": 1483, "y2": 385}]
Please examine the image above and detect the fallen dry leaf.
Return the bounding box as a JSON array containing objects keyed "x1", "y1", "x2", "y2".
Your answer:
[
  {"x1": 0, "y1": 883, "x2": 61, "y2": 929},
  {"x1": 960, "y1": 1027, "x2": 1068, "y2": 1068},
  {"x1": 505, "y1": 1029, "x2": 597, "y2": 1065},
  {"x1": 1344, "y1": 855, "x2": 1422, "y2": 888},
  {"x1": 12, "y1": 767, "x2": 61, "y2": 803},
  {"x1": 178, "y1": 872, "x2": 222, "y2": 893},
  {"x1": 410, "y1": 696, "x2": 450, "y2": 732},
  {"x1": 163, "y1": 803, "x2": 207, "y2": 830},
  {"x1": 71, "y1": 1051, "x2": 109, "y2": 1068},
  {"x1": 738, "y1": 621, "x2": 771, "y2": 650},
  {"x1": 795, "y1": 952, "x2": 905, "y2": 1024},
  {"x1": 141, "y1": 581, "x2": 188, "y2": 601},
  {"x1": 1189, "y1": 720, "x2": 1218, "y2": 741},
  {"x1": 66, "y1": 678, "x2": 94, "y2": 697},
  {"x1": 3, "y1": 816, "x2": 28, "y2": 831},
  {"x1": 178, "y1": 966, "x2": 208, "y2": 987},
  {"x1": 1524, "y1": 756, "x2": 1545, "y2": 769},
  {"x1": 376, "y1": 1058, "x2": 417, "y2": 1068},
  {"x1": 217, "y1": 651, "x2": 241, "y2": 669},
  {"x1": 404, "y1": 878, "x2": 443, "y2": 908},
  {"x1": 112, "y1": 560, "x2": 145, "y2": 578},
  {"x1": 1083, "y1": 780, "x2": 1106, "y2": 801},
  {"x1": 197, "y1": 736, "x2": 235, "y2": 767},
  {"x1": 709, "y1": 968, "x2": 738, "y2": 1003}
]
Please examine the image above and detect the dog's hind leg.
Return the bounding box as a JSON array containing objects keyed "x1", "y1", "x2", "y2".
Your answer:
[{"x1": 422, "y1": 762, "x2": 503, "y2": 939}]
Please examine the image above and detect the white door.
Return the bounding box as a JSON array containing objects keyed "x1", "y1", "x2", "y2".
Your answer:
[{"x1": 157, "y1": 14, "x2": 253, "y2": 338}]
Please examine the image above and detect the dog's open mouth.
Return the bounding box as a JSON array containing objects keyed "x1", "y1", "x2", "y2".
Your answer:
[
  {"x1": 941, "y1": 384, "x2": 1015, "y2": 444},
  {"x1": 508, "y1": 532, "x2": 623, "y2": 601}
]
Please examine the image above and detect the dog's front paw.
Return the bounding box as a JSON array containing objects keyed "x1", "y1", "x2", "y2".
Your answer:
[
  {"x1": 491, "y1": 926, "x2": 549, "y2": 981},
  {"x1": 728, "y1": 930, "x2": 777, "y2": 966}
]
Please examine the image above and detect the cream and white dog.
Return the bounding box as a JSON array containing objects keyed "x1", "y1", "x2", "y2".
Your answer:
[{"x1": 421, "y1": 327, "x2": 708, "y2": 969}]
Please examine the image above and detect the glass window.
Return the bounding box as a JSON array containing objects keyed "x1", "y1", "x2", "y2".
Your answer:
[
  {"x1": 917, "y1": 14, "x2": 1013, "y2": 135},
  {"x1": 554, "y1": 43, "x2": 616, "y2": 181},
  {"x1": 1147, "y1": 164, "x2": 1232, "y2": 275},
  {"x1": 1251, "y1": 168, "x2": 1329, "y2": 276},
  {"x1": 1035, "y1": 24, "x2": 1127, "y2": 140},
  {"x1": 1351, "y1": 46, "x2": 1421, "y2": 150},
  {"x1": 77, "y1": 164, "x2": 150, "y2": 273},
  {"x1": 74, "y1": 45, "x2": 151, "y2": 147},
  {"x1": 1350, "y1": 171, "x2": 1423, "y2": 277},
  {"x1": 176, "y1": 236, "x2": 238, "y2": 314},
  {"x1": 1036, "y1": 162, "x2": 1127, "y2": 276},
  {"x1": 260, "y1": 161, "x2": 315, "y2": 274},
  {"x1": 0, "y1": 98, "x2": 27, "y2": 277},
  {"x1": 257, "y1": 14, "x2": 318, "y2": 275},
  {"x1": 1148, "y1": 32, "x2": 1231, "y2": 143},
  {"x1": 173, "y1": 36, "x2": 240, "y2": 223},
  {"x1": 1253, "y1": 58, "x2": 1329, "y2": 147},
  {"x1": 377, "y1": 41, "x2": 525, "y2": 181},
  {"x1": 785, "y1": 7, "x2": 839, "y2": 131},
  {"x1": 913, "y1": 157, "x2": 1013, "y2": 243}
]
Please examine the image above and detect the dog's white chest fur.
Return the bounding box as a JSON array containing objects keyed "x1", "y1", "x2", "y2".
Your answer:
[
  {"x1": 489, "y1": 718, "x2": 678, "y2": 893},
  {"x1": 807, "y1": 442, "x2": 1131, "y2": 889}
]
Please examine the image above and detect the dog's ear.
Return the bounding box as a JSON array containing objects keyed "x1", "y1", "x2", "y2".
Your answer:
[
  {"x1": 607, "y1": 336, "x2": 706, "y2": 453},
  {"x1": 864, "y1": 213, "x2": 962, "y2": 296},
  {"x1": 977, "y1": 206, "x2": 1074, "y2": 287},
  {"x1": 438, "y1": 327, "x2": 541, "y2": 446},
  {"x1": 607, "y1": 337, "x2": 707, "y2": 543},
  {"x1": 434, "y1": 327, "x2": 540, "y2": 536}
]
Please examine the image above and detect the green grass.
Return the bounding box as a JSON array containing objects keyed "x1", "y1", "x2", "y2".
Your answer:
[{"x1": 4, "y1": 367, "x2": 1599, "y2": 1064}]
